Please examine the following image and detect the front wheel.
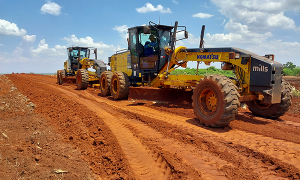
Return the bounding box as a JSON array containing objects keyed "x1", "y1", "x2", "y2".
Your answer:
[
  {"x1": 76, "y1": 69, "x2": 89, "y2": 90},
  {"x1": 57, "y1": 70, "x2": 61, "y2": 84},
  {"x1": 246, "y1": 80, "x2": 292, "y2": 118},
  {"x1": 192, "y1": 74, "x2": 240, "y2": 127},
  {"x1": 57, "y1": 70, "x2": 63, "y2": 85}
]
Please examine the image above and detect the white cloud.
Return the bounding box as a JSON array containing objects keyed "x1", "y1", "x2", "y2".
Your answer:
[
  {"x1": 221, "y1": 19, "x2": 226, "y2": 26},
  {"x1": 248, "y1": 40, "x2": 300, "y2": 55},
  {"x1": 210, "y1": 0, "x2": 300, "y2": 32},
  {"x1": 32, "y1": 39, "x2": 49, "y2": 53},
  {"x1": 267, "y1": 12, "x2": 296, "y2": 29},
  {"x1": 63, "y1": 35, "x2": 114, "y2": 49},
  {"x1": 178, "y1": 30, "x2": 300, "y2": 67},
  {"x1": 113, "y1": 25, "x2": 129, "y2": 41},
  {"x1": 113, "y1": 25, "x2": 128, "y2": 34},
  {"x1": 172, "y1": 0, "x2": 179, "y2": 4},
  {"x1": 63, "y1": 35, "x2": 118, "y2": 60},
  {"x1": 239, "y1": 0, "x2": 300, "y2": 13},
  {"x1": 54, "y1": 44, "x2": 66, "y2": 50},
  {"x1": 41, "y1": 1, "x2": 62, "y2": 16},
  {"x1": 193, "y1": 13, "x2": 214, "y2": 18},
  {"x1": 245, "y1": 40, "x2": 300, "y2": 66},
  {"x1": 22, "y1": 35, "x2": 36, "y2": 42},
  {"x1": 0, "y1": 19, "x2": 27, "y2": 36},
  {"x1": 0, "y1": 34, "x2": 121, "y2": 73},
  {"x1": 205, "y1": 20, "x2": 273, "y2": 46},
  {"x1": 136, "y1": 3, "x2": 172, "y2": 13}
]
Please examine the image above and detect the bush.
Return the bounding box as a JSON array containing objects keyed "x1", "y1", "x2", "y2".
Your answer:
[
  {"x1": 282, "y1": 68, "x2": 293, "y2": 76},
  {"x1": 294, "y1": 68, "x2": 300, "y2": 76}
]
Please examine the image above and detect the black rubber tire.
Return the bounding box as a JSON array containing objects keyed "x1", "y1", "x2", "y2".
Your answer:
[
  {"x1": 57, "y1": 70, "x2": 64, "y2": 85},
  {"x1": 61, "y1": 69, "x2": 66, "y2": 78},
  {"x1": 246, "y1": 80, "x2": 292, "y2": 119},
  {"x1": 57, "y1": 70, "x2": 61, "y2": 84},
  {"x1": 76, "y1": 69, "x2": 89, "y2": 90},
  {"x1": 110, "y1": 72, "x2": 130, "y2": 99},
  {"x1": 59, "y1": 71, "x2": 64, "y2": 85},
  {"x1": 192, "y1": 74, "x2": 240, "y2": 127},
  {"x1": 100, "y1": 71, "x2": 113, "y2": 96},
  {"x1": 59, "y1": 69, "x2": 67, "y2": 85}
]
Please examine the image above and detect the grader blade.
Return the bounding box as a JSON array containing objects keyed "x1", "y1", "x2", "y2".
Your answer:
[
  {"x1": 128, "y1": 87, "x2": 193, "y2": 104},
  {"x1": 62, "y1": 76, "x2": 76, "y2": 84}
]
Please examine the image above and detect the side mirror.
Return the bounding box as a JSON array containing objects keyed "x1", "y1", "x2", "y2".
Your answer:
[
  {"x1": 185, "y1": 31, "x2": 188, "y2": 39},
  {"x1": 68, "y1": 47, "x2": 73, "y2": 52},
  {"x1": 94, "y1": 48, "x2": 97, "y2": 60}
]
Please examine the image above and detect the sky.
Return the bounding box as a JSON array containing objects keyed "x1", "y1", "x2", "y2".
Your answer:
[{"x1": 0, "y1": 0, "x2": 300, "y2": 73}]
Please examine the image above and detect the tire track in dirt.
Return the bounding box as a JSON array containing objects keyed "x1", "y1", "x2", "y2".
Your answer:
[
  {"x1": 12, "y1": 75, "x2": 251, "y2": 179},
  {"x1": 64, "y1": 90, "x2": 294, "y2": 179},
  {"x1": 46, "y1": 85, "x2": 171, "y2": 180},
  {"x1": 76, "y1": 91, "x2": 300, "y2": 179},
  {"x1": 123, "y1": 104, "x2": 300, "y2": 170},
  {"x1": 38, "y1": 82, "x2": 235, "y2": 179},
  {"x1": 236, "y1": 112, "x2": 300, "y2": 130},
  {"x1": 122, "y1": 120, "x2": 292, "y2": 180},
  {"x1": 121, "y1": 118, "x2": 230, "y2": 180}
]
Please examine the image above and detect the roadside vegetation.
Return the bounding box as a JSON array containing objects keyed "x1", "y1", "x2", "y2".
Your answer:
[
  {"x1": 171, "y1": 66, "x2": 235, "y2": 77},
  {"x1": 282, "y1": 62, "x2": 300, "y2": 76}
]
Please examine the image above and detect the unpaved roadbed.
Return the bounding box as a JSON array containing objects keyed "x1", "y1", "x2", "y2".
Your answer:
[{"x1": 1, "y1": 74, "x2": 300, "y2": 180}]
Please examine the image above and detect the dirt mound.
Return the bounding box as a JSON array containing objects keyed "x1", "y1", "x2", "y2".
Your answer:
[{"x1": 0, "y1": 75, "x2": 97, "y2": 179}]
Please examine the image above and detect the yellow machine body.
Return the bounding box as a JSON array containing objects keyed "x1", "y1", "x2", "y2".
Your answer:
[
  {"x1": 110, "y1": 50, "x2": 132, "y2": 77},
  {"x1": 150, "y1": 46, "x2": 251, "y2": 94},
  {"x1": 103, "y1": 21, "x2": 289, "y2": 127}
]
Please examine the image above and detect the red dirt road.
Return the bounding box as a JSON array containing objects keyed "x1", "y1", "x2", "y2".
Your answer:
[{"x1": 1, "y1": 74, "x2": 300, "y2": 179}]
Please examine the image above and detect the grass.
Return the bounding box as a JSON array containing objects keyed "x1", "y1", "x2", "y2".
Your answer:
[{"x1": 291, "y1": 86, "x2": 300, "y2": 97}]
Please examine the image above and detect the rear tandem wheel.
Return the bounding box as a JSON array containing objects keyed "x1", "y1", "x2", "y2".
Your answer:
[
  {"x1": 192, "y1": 74, "x2": 240, "y2": 127},
  {"x1": 110, "y1": 71, "x2": 130, "y2": 100},
  {"x1": 100, "y1": 71, "x2": 113, "y2": 96},
  {"x1": 246, "y1": 80, "x2": 292, "y2": 119}
]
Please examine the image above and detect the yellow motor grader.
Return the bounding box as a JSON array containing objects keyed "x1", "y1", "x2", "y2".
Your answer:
[
  {"x1": 99, "y1": 21, "x2": 292, "y2": 127},
  {"x1": 57, "y1": 46, "x2": 107, "y2": 89}
]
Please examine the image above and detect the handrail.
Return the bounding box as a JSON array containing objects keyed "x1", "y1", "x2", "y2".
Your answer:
[{"x1": 116, "y1": 49, "x2": 128, "y2": 54}]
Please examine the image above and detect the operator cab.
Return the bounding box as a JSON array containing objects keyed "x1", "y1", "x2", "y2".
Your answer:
[
  {"x1": 67, "y1": 47, "x2": 90, "y2": 73},
  {"x1": 128, "y1": 24, "x2": 173, "y2": 82}
]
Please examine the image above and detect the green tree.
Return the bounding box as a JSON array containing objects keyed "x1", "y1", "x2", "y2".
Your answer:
[{"x1": 283, "y1": 62, "x2": 296, "y2": 70}]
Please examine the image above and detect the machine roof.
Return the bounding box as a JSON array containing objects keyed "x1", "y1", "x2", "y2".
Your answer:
[{"x1": 128, "y1": 24, "x2": 174, "y2": 31}]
